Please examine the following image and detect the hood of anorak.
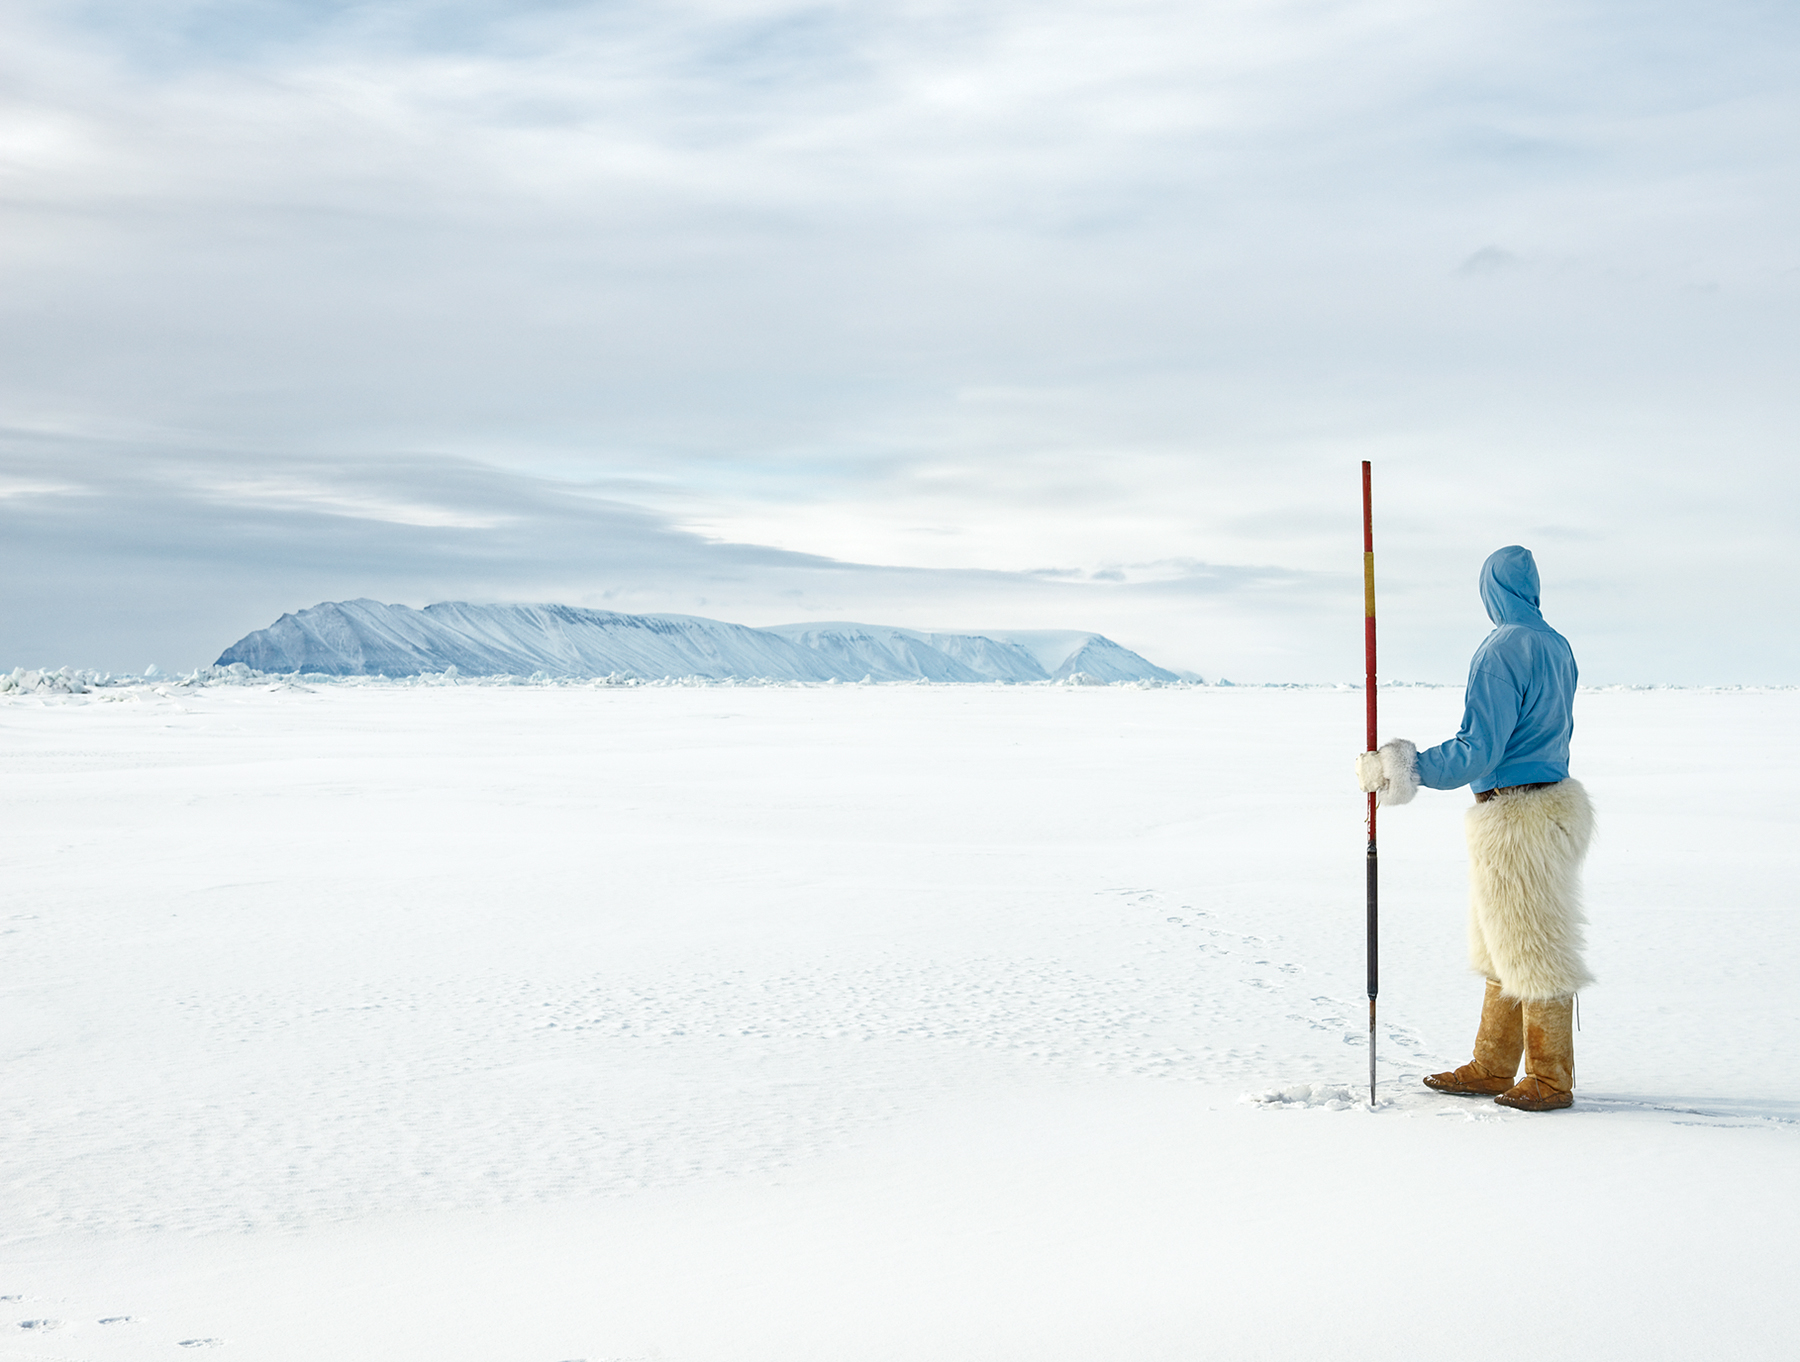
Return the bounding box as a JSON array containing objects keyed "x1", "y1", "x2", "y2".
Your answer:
[{"x1": 1479, "y1": 546, "x2": 1546, "y2": 628}]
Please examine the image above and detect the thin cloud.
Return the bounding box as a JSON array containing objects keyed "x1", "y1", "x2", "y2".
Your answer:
[{"x1": 1456, "y1": 245, "x2": 1523, "y2": 276}]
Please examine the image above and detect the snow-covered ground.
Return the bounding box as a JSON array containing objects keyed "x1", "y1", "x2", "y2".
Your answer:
[{"x1": 1, "y1": 683, "x2": 1793, "y2": 1361}]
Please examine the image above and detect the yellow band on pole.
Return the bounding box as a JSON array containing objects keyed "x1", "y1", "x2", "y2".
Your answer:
[{"x1": 1363, "y1": 551, "x2": 1376, "y2": 618}]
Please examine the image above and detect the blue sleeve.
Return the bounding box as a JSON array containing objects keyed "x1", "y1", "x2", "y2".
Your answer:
[{"x1": 1415, "y1": 663, "x2": 1522, "y2": 791}]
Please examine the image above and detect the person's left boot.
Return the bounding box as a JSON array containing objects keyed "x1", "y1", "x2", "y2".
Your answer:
[{"x1": 1495, "y1": 995, "x2": 1575, "y2": 1111}]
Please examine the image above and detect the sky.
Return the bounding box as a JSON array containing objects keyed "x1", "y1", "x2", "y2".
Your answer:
[{"x1": 2, "y1": 0, "x2": 1797, "y2": 682}]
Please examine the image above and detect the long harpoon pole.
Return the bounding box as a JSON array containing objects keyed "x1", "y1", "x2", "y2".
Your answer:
[{"x1": 1362, "y1": 461, "x2": 1379, "y2": 1108}]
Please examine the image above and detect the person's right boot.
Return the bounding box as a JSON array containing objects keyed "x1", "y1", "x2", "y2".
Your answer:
[
  {"x1": 1423, "y1": 979, "x2": 1522, "y2": 1096},
  {"x1": 1495, "y1": 995, "x2": 1575, "y2": 1111}
]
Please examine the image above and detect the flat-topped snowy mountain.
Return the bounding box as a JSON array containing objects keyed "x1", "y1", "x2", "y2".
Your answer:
[{"x1": 216, "y1": 600, "x2": 1183, "y2": 682}]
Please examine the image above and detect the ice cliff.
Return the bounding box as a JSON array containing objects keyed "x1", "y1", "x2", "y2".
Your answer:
[{"x1": 216, "y1": 600, "x2": 1182, "y2": 683}]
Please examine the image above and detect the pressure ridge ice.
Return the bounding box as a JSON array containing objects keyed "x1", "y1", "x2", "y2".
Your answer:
[{"x1": 216, "y1": 599, "x2": 1183, "y2": 682}]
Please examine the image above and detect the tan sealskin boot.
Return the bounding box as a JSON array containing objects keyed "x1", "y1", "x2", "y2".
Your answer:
[
  {"x1": 1495, "y1": 995, "x2": 1575, "y2": 1110},
  {"x1": 1423, "y1": 979, "x2": 1523, "y2": 1096}
]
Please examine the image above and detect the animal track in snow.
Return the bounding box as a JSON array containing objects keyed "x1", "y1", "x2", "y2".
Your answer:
[
  {"x1": 178, "y1": 1338, "x2": 226, "y2": 1348},
  {"x1": 17, "y1": 1318, "x2": 62, "y2": 1330}
]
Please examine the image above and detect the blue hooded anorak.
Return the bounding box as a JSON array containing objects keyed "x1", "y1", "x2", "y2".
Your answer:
[{"x1": 1415, "y1": 546, "x2": 1577, "y2": 794}]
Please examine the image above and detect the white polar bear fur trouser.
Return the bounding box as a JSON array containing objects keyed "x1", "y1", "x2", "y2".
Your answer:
[{"x1": 1464, "y1": 779, "x2": 1595, "y2": 1002}]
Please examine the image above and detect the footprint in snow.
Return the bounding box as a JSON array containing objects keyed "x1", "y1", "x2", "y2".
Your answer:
[
  {"x1": 99, "y1": 1316, "x2": 141, "y2": 1324},
  {"x1": 1287, "y1": 1013, "x2": 1346, "y2": 1032},
  {"x1": 18, "y1": 1319, "x2": 62, "y2": 1330},
  {"x1": 1385, "y1": 1028, "x2": 1427, "y2": 1053},
  {"x1": 179, "y1": 1339, "x2": 226, "y2": 1348}
]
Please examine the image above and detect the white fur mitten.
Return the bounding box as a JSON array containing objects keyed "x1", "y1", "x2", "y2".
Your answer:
[
  {"x1": 1354, "y1": 740, "x2": 1420, "y2": 806},
  {"x1": 1355, "y1": 752, "x2": 1386, "y2": 793}
]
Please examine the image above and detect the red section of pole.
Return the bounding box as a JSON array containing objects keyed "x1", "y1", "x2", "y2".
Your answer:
[{"x1": 1362, "y1": 460, "x2": 1379, "y2": 1107}]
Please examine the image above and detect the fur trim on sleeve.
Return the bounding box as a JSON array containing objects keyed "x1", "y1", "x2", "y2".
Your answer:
[{"x1": 1376, "y1": 739, "x2": 1419, "y2": 806}]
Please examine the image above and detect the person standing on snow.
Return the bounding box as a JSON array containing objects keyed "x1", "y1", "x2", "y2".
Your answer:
[{"x1": 1356, "y1": 545, "x2": 1594, "y2": 1112}]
